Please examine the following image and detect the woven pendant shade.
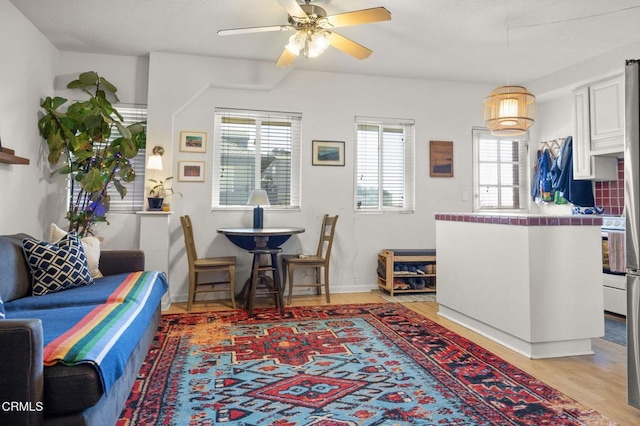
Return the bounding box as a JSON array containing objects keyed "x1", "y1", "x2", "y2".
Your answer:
[{"x1": 483, "y1": 85, "x2": 535, "y2": 136}]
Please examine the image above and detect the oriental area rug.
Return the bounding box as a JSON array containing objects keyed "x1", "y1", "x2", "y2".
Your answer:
[{"x1": 117, "y1": 304, "x2": 614, "y2": 425}]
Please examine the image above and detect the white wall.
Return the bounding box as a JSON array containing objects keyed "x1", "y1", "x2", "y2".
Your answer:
[
  {"x1": 0, "y1": 2, "x2": 493, "y2": 300},
  {"x1": 147, "y1": 52, "x2": 491, "y2": 302},
  {"x1": 0, "y1": 0, "x2": 58, "y2": 238},
  {"x1": 0, "y1": 0, "x2": 150, "y2": 242}
]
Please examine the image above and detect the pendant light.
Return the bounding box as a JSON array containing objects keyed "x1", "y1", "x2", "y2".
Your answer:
[{"x1": 483, "y1": 26, "x2": 535, "y2": 136}]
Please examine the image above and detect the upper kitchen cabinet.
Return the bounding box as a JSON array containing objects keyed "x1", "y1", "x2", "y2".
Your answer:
[
  {"x1": 589, "y1": 74, "x2": 624, "y2": 153},
  {"x1": 573, "y1": 74, "x2": 622, "y2": 180}
]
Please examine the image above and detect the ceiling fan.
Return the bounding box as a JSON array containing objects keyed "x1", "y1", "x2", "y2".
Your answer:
[{"x1": 217, "y1": 0, "x2": 391, "y2": 67}]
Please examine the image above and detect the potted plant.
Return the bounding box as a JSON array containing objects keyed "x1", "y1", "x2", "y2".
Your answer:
[
  {"x1": 148, "y1": 177, "x2": 180, "y2": 211},
  {"x1": 38, "y1": 71, "x2": 146, "y2": 237}
]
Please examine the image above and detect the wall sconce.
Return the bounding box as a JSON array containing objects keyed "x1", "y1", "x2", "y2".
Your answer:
[{"x1": 146, "y1": 146, "x2": 164, "y2": 171}]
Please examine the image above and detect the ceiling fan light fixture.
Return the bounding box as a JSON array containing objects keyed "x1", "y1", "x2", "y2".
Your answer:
[
  {"x1": 285, "y1": 31, "x2": 305, "y2": 55},
  {"x1": 218, "y1": 2, "x2": 391, "y2": 67},
  {"x1": 483, "y1": 85, "x2": 535, "y2": 136},
  {"x1": 306, "y1": 31, "x2": 330, "y2": 57}
]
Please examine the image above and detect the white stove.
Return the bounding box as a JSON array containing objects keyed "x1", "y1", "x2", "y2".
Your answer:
[{"x1": 602, "y1": 215, "x2": 626, "y2": 232}]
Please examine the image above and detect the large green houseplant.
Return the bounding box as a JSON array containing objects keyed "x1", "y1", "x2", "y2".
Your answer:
[{"x1": 38, "y1": 71, "x2": 146, "y2": 237}]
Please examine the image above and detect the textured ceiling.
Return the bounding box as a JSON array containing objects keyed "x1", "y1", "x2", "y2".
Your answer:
[{"x1": 10, "y1": 0, "x2": 640, "y2": 87}]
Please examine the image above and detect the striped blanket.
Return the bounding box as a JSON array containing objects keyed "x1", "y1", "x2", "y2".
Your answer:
[{"x1": 42, "y1": 271, "x2": 167, "y2": 392}]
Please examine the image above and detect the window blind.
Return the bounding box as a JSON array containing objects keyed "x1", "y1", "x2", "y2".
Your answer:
[
  {"x1": 473, "y1": 128, "x2": 527, "y2": 211},
  {"x1": 355, "y1": 117, "x2": 415, "y2": 212},
  {"x1": 213, "y1": 108, "x2": 301, "y2": 208}
]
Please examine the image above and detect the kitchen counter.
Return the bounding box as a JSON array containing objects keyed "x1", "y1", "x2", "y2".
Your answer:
[{"x1": 435, "y1": 212, "x2": 603, "y2": 359}]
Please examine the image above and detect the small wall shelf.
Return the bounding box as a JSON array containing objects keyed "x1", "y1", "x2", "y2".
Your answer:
[{"x1": 0, "y1": 147, "x2": 30, "y2": 165}]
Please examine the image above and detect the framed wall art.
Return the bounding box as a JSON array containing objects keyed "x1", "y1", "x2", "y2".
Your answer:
[
  {"x1": 429, "y1": 140, "x2": 454, "y2": 177},
  {"x1": 178, "y1": 161, "x2": 205, "y2": 182},
  {"x1": 312, "y1": 140, "x2": 345, "y2": 166},
  {"x1": 179, "y1": 131, "x2": 207, "y2": 153}
]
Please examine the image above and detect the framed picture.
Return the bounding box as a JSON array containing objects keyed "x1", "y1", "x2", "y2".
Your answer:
[
  {"x1": 430, "y1": 140, "x2": 454, "y2": 177},
  {"x1": 179, "y1": 131, "x2": 207, "y2": 153},
  {"x1": 178, "y1": 161, "x2": 205, "y2": 182},
  {"x1": 312, "y1": 140, "x2": 345, "y2": 166}
]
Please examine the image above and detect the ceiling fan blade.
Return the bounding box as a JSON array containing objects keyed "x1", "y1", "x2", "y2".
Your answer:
[
  {"x1": 325, "y1": 7, "x2": 391, "y2": 28},
  {"x1": 275, "y1": 0, "x2": 308, "y2": 19},
  {"x1": 327, "y1": 32, "x2": 372, "y2": 60},
  {"x1": 275, "y1": 49, "x2": 298, "y2": 67},
  {"x1": 218, "y1": 25, "x2": 294, "y2": 36}
]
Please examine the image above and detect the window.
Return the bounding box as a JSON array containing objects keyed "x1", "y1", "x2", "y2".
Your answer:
[
  {"x1": 355, "y1": 117, "x2": 415, "y2": 212},
  {"x1": 472, "y1": 128, "x2": 528, "y2": 211},
  {"x1": 69, "y1": 106, "x2": 147, "y2": 213},
  {"x1": 213, "y1": 108, "x2": 301, "y2": 208}
]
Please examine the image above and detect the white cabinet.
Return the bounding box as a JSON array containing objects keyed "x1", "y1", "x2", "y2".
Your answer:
[
  {"x1": 138, "y1": 211, "x2": 172, "y2": 310},
  {"x1": 589, "y1": 74, "x2": 624, "y2": 153},
  {"x1": 573, "y1": 74, "x2": 622, "y2": 181},
  {"x1": 573, "y1": 86, "x2": 593, "y2": 179}
]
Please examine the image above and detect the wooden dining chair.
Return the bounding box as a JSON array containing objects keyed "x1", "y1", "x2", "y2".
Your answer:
[
  {"x1": 282, "y1": 214, "x2": 338, "y2": 304},
  {"x1": 180, "y1": 215, "x2": 237, "y2": 311}
]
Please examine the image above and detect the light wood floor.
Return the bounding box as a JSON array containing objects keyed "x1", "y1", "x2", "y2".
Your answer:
[{"x1": 165, "y1": 293, "x2": 640, "y2": 425}]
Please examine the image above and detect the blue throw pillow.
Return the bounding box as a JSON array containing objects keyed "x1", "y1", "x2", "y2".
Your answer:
[
  {"x1": 0, "y1": 294, "x2": 5, "y2": 319},
  {"x1": 22, "y1": 231, "x2": 94, "y2": 296}
]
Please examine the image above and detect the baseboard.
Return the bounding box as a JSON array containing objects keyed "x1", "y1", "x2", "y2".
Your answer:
[{"x1": 169, "y1": 284, "x2": 377, "y2": 304}]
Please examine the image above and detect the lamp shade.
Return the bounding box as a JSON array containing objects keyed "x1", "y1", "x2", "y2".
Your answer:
[
  {"x1": 146, "y1": 154, "x2": 163, "y2": 171},
  {"x1": 483, "y1": 85, "x2": 535, "y2": 136},
  {"x1": 285, "y1": 32, "x2": 305, "y2": 55},
  {"x1": 247, "y1": 189, "x2": 270, "y2": 206}
]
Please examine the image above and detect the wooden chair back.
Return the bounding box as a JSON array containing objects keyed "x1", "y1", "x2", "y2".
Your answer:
[
  {"x1": 315, "y1": 214, "x2": 339, "y2": 264},
  {"x1": 180, "y1": 215, "x2": 198, "y2": 268}
]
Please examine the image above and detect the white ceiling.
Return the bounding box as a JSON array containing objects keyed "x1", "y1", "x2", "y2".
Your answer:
[{"x1": 10, "y1": 0, "x2": 640, "y2": 87}]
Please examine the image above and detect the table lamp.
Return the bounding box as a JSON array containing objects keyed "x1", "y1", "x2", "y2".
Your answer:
[{"x1": 247, "y1": 189, "x2": 270, "y2": 228}]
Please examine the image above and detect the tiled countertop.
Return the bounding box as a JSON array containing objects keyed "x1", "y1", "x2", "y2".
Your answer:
[{"x1": 434, "y1": 213, "x2": 602, "y2": 226}]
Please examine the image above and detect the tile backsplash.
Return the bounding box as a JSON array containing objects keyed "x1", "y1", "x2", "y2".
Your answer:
[{"x1": 595, "y1": 158, "x2": 624, "y2": 216}]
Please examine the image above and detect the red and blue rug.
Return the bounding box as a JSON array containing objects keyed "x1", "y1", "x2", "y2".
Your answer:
[{"x1": 118, "y1": 304, "x2": 613, "y2": 425}]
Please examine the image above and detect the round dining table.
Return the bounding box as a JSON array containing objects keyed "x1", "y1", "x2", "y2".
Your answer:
[
  {"x1": 217, "y1": 227, "x2": 305, "y2": 308},
  {"x1": 216, "y1": 227, "x2": 305, "y2": 250}
]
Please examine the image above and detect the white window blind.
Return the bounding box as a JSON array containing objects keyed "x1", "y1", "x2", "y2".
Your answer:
[
  {"x1": 69, "y1": 106, "x2": 147, "y2": 213},
  {"x1": 472, "y1": 128, "x2": 528, "y2": 211},
  {"x1": 355, "y1": 117, "x2": 415, "y2": 212},
  {"x1": 213, "y1": 108, "x2": 301, "y2": 208}
]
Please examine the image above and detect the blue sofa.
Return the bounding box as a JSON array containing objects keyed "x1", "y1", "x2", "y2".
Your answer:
[{"x1": 0, "y1": 233, "x2": 168, "y2": 426}]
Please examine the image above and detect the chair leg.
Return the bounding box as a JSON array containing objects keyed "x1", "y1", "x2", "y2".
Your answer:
[
  {"x1": 271, "y1": 252, "x2": 285, "y2": 316},
  {"x1": 315, "y1": 267, "x2": 322, "y2": 296},
  {"x1": 187, "y1": 270, "x2": 197, "y2": 312},
  {"x1": 288, "y1": 263, "x2": 295, "y2": 305},
  {"x1": 281, "y1": 259, "x2": 288, "y2": 305},
  {"x1": 228, "y1": 265, "x2": 236, "y2": 309},
  {"x1": 248, "y1": 254, "x2": 260, "y2": 317},
  {"x1": 324, "y1": 265, "x2": 330, "y2": 303}
]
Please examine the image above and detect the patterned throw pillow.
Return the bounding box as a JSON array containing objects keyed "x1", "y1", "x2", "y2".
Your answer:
[
  {"x1": 48, "y1": 223, "x2": 103, "y2": 278},
  {"x1": 0, "y1": 294, "x2": 5, "y2": 319},
  {"x1": 22, "y1": 232, "x2": 94, "y2": 296}
]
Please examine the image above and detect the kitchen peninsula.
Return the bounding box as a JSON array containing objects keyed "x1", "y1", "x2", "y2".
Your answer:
[{"x1": 435, "y1": 213, "x2": 604, "y2": 359}]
